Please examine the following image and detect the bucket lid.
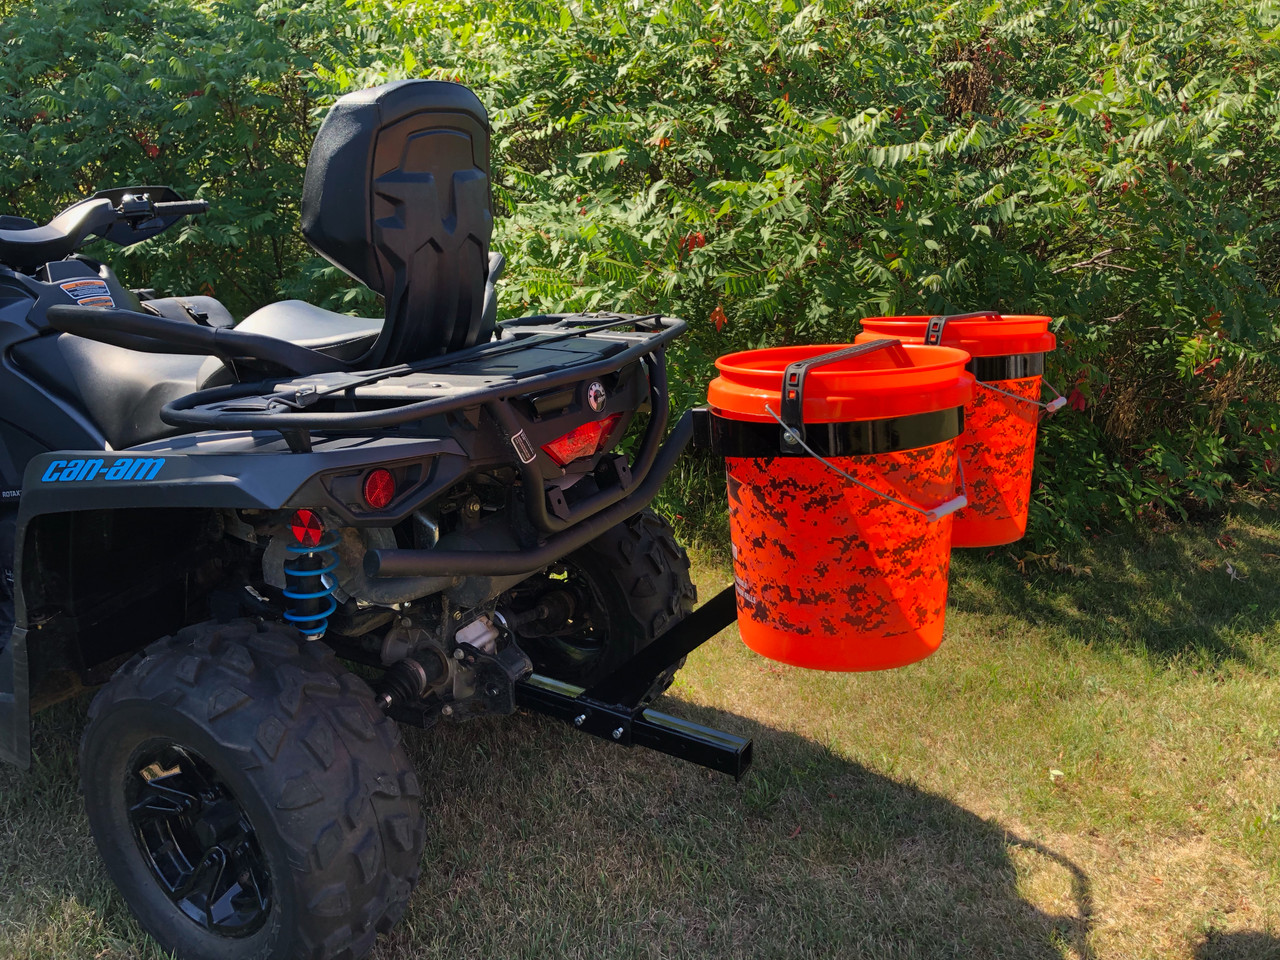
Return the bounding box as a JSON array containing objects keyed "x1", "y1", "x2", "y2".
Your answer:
[
  {"x1": 859, "y1": 313, "x2": 1055, "y2": 358},
  {"x1": 708, "y1": 342, "x2": 973, "y2": 423}
]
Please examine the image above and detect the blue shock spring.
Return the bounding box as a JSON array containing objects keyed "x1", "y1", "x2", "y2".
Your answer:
[{"x1": 282, "y1": 532, "x2": 340, "y2": 639}]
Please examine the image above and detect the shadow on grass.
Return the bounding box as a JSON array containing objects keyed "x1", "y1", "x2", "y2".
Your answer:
[
  {"x1": 0, "y1": 694, "x2": 1096, "y2": 960},
  {"x1": 947, "y1": 508, "x2": 1280, "y2": 665},
  {"x1": 389, "y1": 701, "x2": 1097, "y2": 960},
  {"x1": 1195, "y1": 930, "x2": 1280, "y2": 960}
]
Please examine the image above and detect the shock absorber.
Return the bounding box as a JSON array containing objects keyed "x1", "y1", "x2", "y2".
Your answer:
[{"x1": 282, "y1": 509, "x2": 339, "y2": 639}]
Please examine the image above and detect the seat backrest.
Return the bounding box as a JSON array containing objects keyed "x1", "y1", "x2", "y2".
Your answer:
[{"x1": 301, "y1": 80, "x2": 494, "y2": 366}]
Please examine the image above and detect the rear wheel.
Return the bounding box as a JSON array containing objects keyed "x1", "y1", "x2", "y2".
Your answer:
[
  {"x1": 80, "y1": 619, "x2": 424, "y2": 960},
  {"x1": 503, "y1": 507, "x2": 696, "y2": 701}
]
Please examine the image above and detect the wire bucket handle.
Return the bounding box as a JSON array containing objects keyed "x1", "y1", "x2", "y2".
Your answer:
[
  {"x1": 924, "y1": 312, "x2": 1066, "y2": 419},
  {"x1": 765, "y1": 403, "x2": 968, "y2": 524},
  {"x1": 975, "y1": 378, "x2": 1067, "y2": 418}
]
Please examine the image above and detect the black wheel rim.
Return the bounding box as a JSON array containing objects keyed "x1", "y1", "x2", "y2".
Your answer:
[{"x1": 125, "y1": 740, "x2": 271, "y2": 937}]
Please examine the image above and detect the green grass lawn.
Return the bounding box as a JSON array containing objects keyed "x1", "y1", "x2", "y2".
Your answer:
[{"x1": 3, "y1": 509, "x2": 1280, "y2": 959}]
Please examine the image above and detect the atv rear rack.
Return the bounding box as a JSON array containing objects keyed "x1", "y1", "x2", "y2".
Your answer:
[{"x1": 160, "y1": 312, "x2": 684, "y2": 436}]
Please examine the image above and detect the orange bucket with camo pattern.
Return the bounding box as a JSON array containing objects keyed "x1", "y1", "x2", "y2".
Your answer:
[
  {"x1": 706, "y1": 340, "x2": 974, "y2": 671},
  {"x1": 857, "y1": 313, "x2": 1059, "y2": 548}
]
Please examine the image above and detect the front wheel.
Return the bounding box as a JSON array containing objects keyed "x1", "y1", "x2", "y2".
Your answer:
[
  {"x1": 502, "y1": 507, "x2": 696, "y2": 701},
  {"x1": 80, "y1": 620, "x2": 424, "y2": 960}
]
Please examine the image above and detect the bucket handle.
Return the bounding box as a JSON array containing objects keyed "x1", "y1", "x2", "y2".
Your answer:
[
  {"x1": 764, "y1": 403, "x2": 968, "y2": 523},
  {"x1": 975, "y1": 378, "x2": 1068, "y2": 418},
  {"x1": 923, "y1": 311, "x2": 1005, "y2": 345},
  {"x1": 924, "y1": 311, "x2": 1066, "y2": 418},
  {"x1": 779, "y1": 338, "x2": 910, "y2": 445}
]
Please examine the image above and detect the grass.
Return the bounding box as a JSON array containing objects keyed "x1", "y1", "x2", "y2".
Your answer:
[{"x1": 4, "y1": 508, "x2": 1280, "y2": 959}]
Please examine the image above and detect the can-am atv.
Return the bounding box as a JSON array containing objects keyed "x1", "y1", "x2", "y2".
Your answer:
[{"x1": 0, "y1": 80, "x2": 751, "y2": 960}]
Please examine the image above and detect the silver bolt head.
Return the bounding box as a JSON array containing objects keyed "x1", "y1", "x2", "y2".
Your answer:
[
  {"x1": 452, "y1": 648, "x2": 466, "y2": 660},
  {"x1": 611, "y1": 726, "x2": 624, "y2": 740},
  {"x1": 441, "y1": 704, "x2": 454, "y2": 716},
  {"x1": 573, "y1": 714, "x2": 587, "y2": 727}
]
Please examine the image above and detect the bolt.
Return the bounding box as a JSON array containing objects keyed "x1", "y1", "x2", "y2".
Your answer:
[
  {"x1": 611, "y1": 727, "x2": 624, "y2": 740},
  {"x1": 485, "y1": 683, "x2": 501, "y2": 698},
  {"x1": 453, "y1": 610, "x2": 462, "y2": 621},
  {"x1": 441, "y1": 704, "x2": 453, "y2": 717},
  {"x1": 783, "y1": 431, "x2": 799, "y2": 445},
  {"x1": 452, "y1": 648, "x2": 466, "y2": 660},
  {"x1": 573, "y1": 714, "x2": 587, "y2": 727}
]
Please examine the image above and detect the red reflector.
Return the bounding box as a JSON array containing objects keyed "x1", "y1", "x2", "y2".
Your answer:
[
  {"x1": 290, "y1": 509, "x2": 324, "y2": 547},
  {"x1": 541, "y1": 414, "x2": 623, "y2": 466},
  {"x1": 363, "y1": 468, "x2": 396, "y2": 509}
]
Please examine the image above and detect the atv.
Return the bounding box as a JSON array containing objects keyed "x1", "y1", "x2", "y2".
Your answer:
[{"x1": 0, "y1": 80, "x2": 751, "y2": 960}]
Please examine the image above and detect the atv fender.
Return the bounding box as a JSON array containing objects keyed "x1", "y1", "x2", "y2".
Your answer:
[{"x1": 0, "y1": 432, "x2": 465, "y2": 768}]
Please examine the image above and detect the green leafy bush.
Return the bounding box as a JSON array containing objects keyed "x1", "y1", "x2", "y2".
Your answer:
[{"x1": 3, "y1": 0, "x2": 1279, "y2": 547}]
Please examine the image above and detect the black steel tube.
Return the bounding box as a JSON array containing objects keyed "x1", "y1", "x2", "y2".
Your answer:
[
  {"x1": 513, "y1": 674, "x2": 753, "y2": 780},
  {"x1": 631, "y1": 710, "x2": 753, "y2": 781},
  {"x1": 162, "y1": 317, "x2": 687, "y2": 433},
  {"x1": 584, "y1": 584, "x2": 738, "y2": 705},
  {"x1": 365, "y1": 409, "x2": 695, "y2": 578}
]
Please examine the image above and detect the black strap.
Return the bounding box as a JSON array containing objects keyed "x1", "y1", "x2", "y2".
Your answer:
[
  {"x1": 779, "y1": 339, "x2": 906, "y2": 445},
  {"x1": 923, "y1": 310, "x2": 1004, "y2": 345}
]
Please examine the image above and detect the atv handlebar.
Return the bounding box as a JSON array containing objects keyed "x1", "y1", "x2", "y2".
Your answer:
[{"x1": 151, "y1": 200, "x2": 210, "y2": 218}]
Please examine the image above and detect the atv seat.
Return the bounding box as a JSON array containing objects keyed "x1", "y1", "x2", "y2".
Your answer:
[
  {"x1": 17, "y1": 300, "x2": 390, "y2": 448},
  {"x1": 195, "y1": 301, "x2": 383, "y2": 388},
  {"x1": 12, "y1": 334, "x2": 209, "y2": 449}
]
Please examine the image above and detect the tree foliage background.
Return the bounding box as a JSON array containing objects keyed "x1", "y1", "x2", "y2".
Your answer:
[{"x1": 3, "y1": 0, "x2": 1279, "y2": 546}]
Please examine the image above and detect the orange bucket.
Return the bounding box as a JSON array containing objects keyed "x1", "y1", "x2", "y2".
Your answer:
[
  {"x1": 856, "y1": 313, "x2": 1060, "y2": 547},
  {"x1": 706, "y1": 340, "x2": 974, "y2": 671}
]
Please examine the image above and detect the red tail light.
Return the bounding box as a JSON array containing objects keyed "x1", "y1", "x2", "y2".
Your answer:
[
  {"x1": 541, "y1": 414, "x2": 622, "y2": 466},
  {"x1": 363, "y1": 468, "x2": 396, "y2": 509},
  {"x1": 290, "y1": 509, "x2": 324, "y2": 547}
]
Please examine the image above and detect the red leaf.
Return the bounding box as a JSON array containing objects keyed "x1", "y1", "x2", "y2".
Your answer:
[
  {"x1": 710, "y1": 305, "x2": 728, "y2": 333},
  {"x1": 788, "y1": 825, "x2": 801, "y2": 839}
]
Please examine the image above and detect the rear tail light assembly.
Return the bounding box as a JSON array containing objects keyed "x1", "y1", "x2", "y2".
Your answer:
[{"x1": 541, "y1": 414, "x2": 623, "y2": 466}]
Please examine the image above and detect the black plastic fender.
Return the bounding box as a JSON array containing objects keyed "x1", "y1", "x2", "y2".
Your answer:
[{"x1": 0, "y1": 431, "x2": 466, "y2": 768}]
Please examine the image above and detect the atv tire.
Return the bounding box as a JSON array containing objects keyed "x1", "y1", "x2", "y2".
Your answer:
[
  {"x1": 80, "y1": 619, "x2": 424, "y2": 960},
  {"x1": 507, "y1": 507, "x2": 696, "y2": 700}
]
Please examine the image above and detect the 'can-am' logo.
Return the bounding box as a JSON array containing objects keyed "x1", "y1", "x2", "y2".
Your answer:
[{"x1": 40, "y1": 457, "x2": 166, "y2": 483}]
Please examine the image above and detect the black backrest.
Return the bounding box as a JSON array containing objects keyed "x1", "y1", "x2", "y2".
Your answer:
[{"x1": 301, "y1": 80, "x2": 494, "y2": 365}]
